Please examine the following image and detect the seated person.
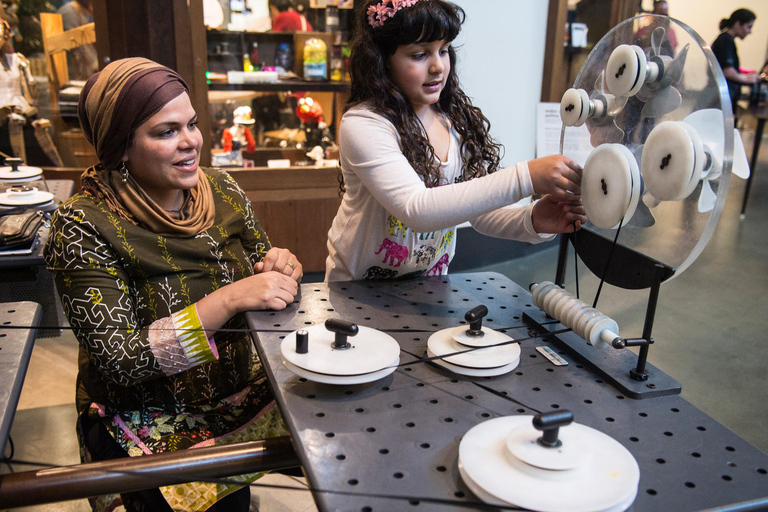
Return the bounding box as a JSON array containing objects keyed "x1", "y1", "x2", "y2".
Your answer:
[
  {"x1": 44, "y1": 57, "x2": 302, "y2": 512},
  {"x1": 269, "y1": 0, "x2": 313, "y2": 32}
]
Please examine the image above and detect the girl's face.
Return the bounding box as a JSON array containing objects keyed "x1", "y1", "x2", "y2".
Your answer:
[
  {"x1": 734, "y1": 20, "x2": 754, "y2": 39},
  {"x1": 121, "y1": 92, "x2": 203, "y2": 210},
  {"x1": 388, "y1": 39, "x2": 451, "y2": 117}
]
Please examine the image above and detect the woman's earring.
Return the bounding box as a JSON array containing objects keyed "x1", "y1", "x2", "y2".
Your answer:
[{"x1": 120, "y1": 162, "x2": 129, "y2": 183}]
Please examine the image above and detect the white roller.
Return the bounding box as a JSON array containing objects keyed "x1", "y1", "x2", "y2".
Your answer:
[
  {"x1": 531, "y1": 282, "x2": 620, "y2": 350},
  {"x1": 581, "y1": 144, "x2": 641, "y2": 229},
  {"x1": 605, "y1": 44, "x2": 650, "y2": 97},
  {"x1": 560, "y1": 88, "x2": 591, "y2": 127},
  {"x1": 641, "y1": 121, "x2": 704, "y2": 202}
]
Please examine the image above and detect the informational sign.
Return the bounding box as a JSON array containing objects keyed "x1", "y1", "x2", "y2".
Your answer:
[{"x1": 536, "y1": 102, "x2": 593, "y2": 167}]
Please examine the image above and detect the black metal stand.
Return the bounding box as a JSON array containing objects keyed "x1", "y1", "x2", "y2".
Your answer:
[{"x1": 544, "y1": 230, "x2": 680, "y2": 395}]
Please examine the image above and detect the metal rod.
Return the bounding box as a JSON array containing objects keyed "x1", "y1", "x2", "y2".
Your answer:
[
  {"x1": 0, "y1": 436, "x2": 299, "y2": 509},
  {"x1": 631, "y1": 263, "x2": 665, "y2": 381}
]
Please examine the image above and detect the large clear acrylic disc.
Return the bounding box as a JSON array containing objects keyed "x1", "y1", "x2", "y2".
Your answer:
[{"x1": 561, "y1": 15, "x2": 734, "y2": 278}]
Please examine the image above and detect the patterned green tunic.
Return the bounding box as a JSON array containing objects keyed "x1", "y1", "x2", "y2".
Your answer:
[{"x1": 44, "y1": 168, "x2": 288, "y2": 510}]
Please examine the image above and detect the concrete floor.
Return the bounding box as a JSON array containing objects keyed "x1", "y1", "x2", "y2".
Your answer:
[{"x1": 2, "y1": 130, "x2": 767, "y2": 511}]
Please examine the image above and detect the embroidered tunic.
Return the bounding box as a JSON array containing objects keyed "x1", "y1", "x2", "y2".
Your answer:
[{"x1": 44, "y1": 167, "x2": 287, "y2": 510}]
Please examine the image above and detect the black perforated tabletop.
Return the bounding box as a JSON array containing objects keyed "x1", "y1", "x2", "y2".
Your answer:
[{"x1": 245, "y1": 273, "x2": 768, "y2": 512}]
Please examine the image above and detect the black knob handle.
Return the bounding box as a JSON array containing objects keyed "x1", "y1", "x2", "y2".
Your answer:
[
  {"x1": 325, "y1": 319, "x2": 358, "y2": 350},
  {"x1": 4, "y1": 157, "x2": 23, "y2": 172},
  {"x1": 533, "y1": 410, "x2": 573, "y2": 448},
  {"x1": 464, "y1": 305, "x2": 488, "y2": 337},
  {"x1": 295, "y1": 329, "x2": 309, "y2": 354}
]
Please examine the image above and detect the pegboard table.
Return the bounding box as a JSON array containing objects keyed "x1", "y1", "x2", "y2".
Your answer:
[
  {"x1": 246, "y1": 273, "x2": 768, "y2": 512},
  {"x1": 0, "y1": 302, "x2": 40, "y2": 455}
]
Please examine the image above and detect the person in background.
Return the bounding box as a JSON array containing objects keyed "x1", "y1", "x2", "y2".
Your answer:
[
  {"x1": 712, "y1": 8, "x2": 759, "y2": 114},
  {"x1": 634, "y1": 0, "x2": 677, "y2": 56},
  {"x1": 57, "y1": 0, "x2": 98, "y2": 80},
  {"x1": 44, "y1": 57, "x2": 302, "y2": 512},
  {"x1": 325, "y1": 0, "x2": 586, "y2": 282},
  {"x1": 269, "y1": 0, "x2": 313, "y2": 32}
]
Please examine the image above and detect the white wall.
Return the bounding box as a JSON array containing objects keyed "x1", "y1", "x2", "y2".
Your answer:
[{"x1": 453, "y1": 1, "x2": 550, "y2": 166}]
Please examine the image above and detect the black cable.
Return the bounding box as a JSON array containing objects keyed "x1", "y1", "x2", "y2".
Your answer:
[
  {"x1": 592, "y1": 218, "x2": 624, "y2": 309},
  {"x1": 1, "y1": 436, "x2": 14, "y2": 462},
  {"x1": 572, "y1": 222, "x2": 580, "y2": 300}
]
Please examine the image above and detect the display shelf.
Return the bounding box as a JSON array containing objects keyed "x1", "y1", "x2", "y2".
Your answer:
[{"x1": 208, "y1": 80, "x2": 350, "y2": 93}]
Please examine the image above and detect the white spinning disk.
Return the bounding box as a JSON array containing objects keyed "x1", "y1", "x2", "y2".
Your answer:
[
  {"x1": 427, "y1": 327, "x2": 519, "y2": 369},
  {"x1": 0, "y1": 187, "x2": 54, "y2": 207},
  {"x1": 281, "y1": 323, "x2": 400, "y2": 376},
  {"x1": 605, "y1": 44, "x2": 646, "y2": 98},
  {"x1": 0, "y1": 165, "x2": 43, "y2": 183},
  {"x1": 459, "y1": 416, "x2": 640, "y2": 512},
  {"x1": 641, "y1": 121, "x2": 704, "y2": 202},
  {"x1": 581, "y1": 144, "x2": 641, "y2": 229},
  {"x1": 426, "y1": 348, "x2": 519, "y2": 377},
  {"x1": 560, "y1": 88, "x2": 590, "y2": 127},
  {"x1": 281, "y1": 355, "x2": 399, "y2": 385}
]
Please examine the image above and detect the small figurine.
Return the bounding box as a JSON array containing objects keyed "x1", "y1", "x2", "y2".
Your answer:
[
  {"x1": 221, "y1": 105, "x2": 256, "y2": 153},
  {"x1": 295, "y1": 96, "x2": 331, "y2": 153}
]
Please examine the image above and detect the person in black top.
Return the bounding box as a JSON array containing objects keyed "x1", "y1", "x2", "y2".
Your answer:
[{"x1": 711, "y1": 8, "x2": 759, "y2": 114}]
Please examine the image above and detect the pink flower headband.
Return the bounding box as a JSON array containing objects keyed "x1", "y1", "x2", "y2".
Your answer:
[{"x1": 367, "y1": 0, "x2": 421, "y2": 28}]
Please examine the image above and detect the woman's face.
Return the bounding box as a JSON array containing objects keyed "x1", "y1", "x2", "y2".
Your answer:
[
  {"x1": 388, "y1": 39, "x2": 451, "y2": 118},
  {"x1": 122, "y1": 92, "x2": 202, "y2": 210},
  {"x1": 735, "y1": 19, "x2": 755, "y2": 39}
]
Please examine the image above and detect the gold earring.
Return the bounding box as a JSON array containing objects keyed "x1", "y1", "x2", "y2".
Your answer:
[{"x1": 120, "y1": 162, "x2": 129, "y2": 183}]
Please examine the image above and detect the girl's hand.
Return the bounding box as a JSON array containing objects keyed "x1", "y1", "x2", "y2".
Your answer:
[
  {"x1": 528, "y1": 155, "x2": 582, "y2": 199},
  {"x1": 531, "y1": 195, "x2": 588, "y2": 234},
  {"x1": 254, "y1": 247, "x2": 303, "y2": 282}
]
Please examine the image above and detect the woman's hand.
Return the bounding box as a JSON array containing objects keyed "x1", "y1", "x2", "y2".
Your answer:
[
  {"x1": 528, "y1": 155, "x2": 582, "y2": 199},
  {"x1": 531, "y1": 195, "x2": 588, "y2": 234},
  {"x1": 254, "y1": 247, "x2": 303, "y2": 282},
  {"x1": 232, "y1": 272, "x2": 299, "y2": 311},
  {"x1": 196, "y1": 271, "x2": 299, "y2": 332}
]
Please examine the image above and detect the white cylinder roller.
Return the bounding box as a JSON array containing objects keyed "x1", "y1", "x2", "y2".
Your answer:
[
  {"x1": 560, "y1": 88, "x2": 590, "y2": 127},
  {"x1": 531, "y1": 282, "x2": 620, "y2": 350},
  {"x1": 581, "y1": 143, "x2": 641, "y2": 229},
  {"x1": 641, "y1": 120, "x2": 704, "y2": 201}
]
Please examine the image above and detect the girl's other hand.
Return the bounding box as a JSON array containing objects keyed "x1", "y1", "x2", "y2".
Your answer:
[
  {"x1": 254, "y1": 247, "x2": 303, "y2": 282},
  {"x1": 528, "y1": 155, "x2": 582, "y2": 199},
  {"x1": 531, "y1": 195, "x2": 588, "y2": 234}
]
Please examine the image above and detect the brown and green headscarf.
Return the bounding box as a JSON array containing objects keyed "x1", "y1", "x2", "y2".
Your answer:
[{"x1": 77, "y1": 57, "x2": 214, "y2": 237}]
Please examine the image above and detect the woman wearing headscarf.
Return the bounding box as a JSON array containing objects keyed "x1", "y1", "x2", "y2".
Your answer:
[{"x1": 44, "y1": 57, "x2": 302, "y2": 512}]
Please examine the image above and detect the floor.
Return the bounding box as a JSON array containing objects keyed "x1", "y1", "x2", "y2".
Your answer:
[{"x1": 2, "y1": 128, "x2": 767, "y2": 511}]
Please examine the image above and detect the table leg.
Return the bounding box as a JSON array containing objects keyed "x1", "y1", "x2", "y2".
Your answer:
[{"x1": 742, "y1": 117, "x2": 766, "y2": 216}]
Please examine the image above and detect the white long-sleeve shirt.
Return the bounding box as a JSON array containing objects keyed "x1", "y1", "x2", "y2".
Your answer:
[{"x1": 325, "y1": 106, "x2": 553, "y2": 282}]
